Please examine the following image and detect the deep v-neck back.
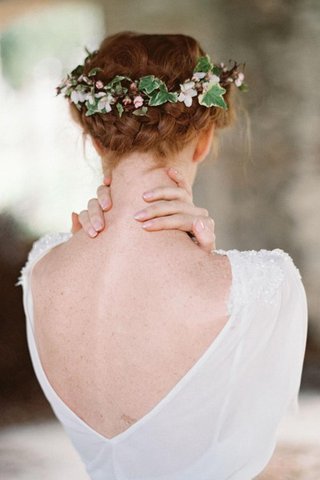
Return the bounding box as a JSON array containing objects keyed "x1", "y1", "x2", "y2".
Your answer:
[
  {"x1": 17, "y1": 232, "x2": 308, "y2": 480},
  {"x1": 18, "y1": 232, "x2": 238, "y2": 445}
]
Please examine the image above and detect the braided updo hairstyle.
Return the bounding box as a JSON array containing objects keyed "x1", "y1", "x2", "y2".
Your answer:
[{"x1": 69, "y1": 31, "x2": 236, "y2": 170}]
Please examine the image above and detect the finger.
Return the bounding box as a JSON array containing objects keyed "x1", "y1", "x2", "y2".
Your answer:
[
  {"x1": 103, "y1": 175, "x2": 112, "y2": 186},
  {"x1": 97, "y1": 184, "x2": 112, "y2": 210},
  {"x1": 103, "y1": 166, "x2": 112, "y2": 185},
  {"x1": 142, "y1": 186, "x2": 192, "y2": 204},
  {"x1": 141, "y1": 214, "x2": 216, "y2": 253},
  {"x1": 87, "y1": 198, "x2": 105, "y2": 231},
  {"x1": 191, "y1": 216, "x2": 216, "y2": 253},
  {"x1": 71, "y1": 212, "x2": 82, "y2": 234},
  {"x1": 134, "y1": 200, "x2": 207, "y2": 221},
  {"x1": 165, "y1": 167, "x2": 193, "y2": 197},
  {"x1": 141, "y1": 213, "x2": 191, "y2": 232},
  {"x1": 78, "y1": 210, "x2": 98, "y2": 238}
]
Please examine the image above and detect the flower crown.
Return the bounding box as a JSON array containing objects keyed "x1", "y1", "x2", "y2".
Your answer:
[{"x1": 56, "y1": 47, "x2": 248, "y2": 117}]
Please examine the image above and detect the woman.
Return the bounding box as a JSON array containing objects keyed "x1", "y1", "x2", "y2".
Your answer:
[{"x1": 17, "y1": 32, "x2": 308, "y2": 480}]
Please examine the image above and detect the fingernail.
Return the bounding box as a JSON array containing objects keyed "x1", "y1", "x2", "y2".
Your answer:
[
  {"x1": 170, "y1": 167, "x2": 179, "y2": 175},
  {"x1": 101, "y1": 200, "x2": 109, "y2": 209},
  {"x1": 88, "y1": 227, "x2": 97, "y2": 237},
  {"x1": 94, "y1": 221, "x2": 102, "y2": 230},
  {"x1": 134, "y1": 210, "x2": 148, "y2": 220},
  {"x1": 142, "y1": 220, "x2": 154, "y2": 228},
  {"x1": 195, "y1": 219, "x2": 205, "y2": 231},
  {"x1": 143, "y1": 191, "x2": 154, "y2": 199}
]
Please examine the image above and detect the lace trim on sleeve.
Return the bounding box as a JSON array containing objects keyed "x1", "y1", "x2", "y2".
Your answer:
[{"x1": 213, "y1": 247, "x2": 302, "y2": 312}]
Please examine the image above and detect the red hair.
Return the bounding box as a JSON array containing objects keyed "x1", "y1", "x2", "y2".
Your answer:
[{"x1": 69, "y1": 31, "x2": 236, "y2": 170}]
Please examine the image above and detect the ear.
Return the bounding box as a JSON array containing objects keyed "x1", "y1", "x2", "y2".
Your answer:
[{"x1": 192, "y1": 124, "x2": 215, "y2": 164}]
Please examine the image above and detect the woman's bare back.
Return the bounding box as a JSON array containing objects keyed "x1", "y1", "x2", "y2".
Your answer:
[{"x1": 31, "y1": 226, "x2": 232, "y2": 440}]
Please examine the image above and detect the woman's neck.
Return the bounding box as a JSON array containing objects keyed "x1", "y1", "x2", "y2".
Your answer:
[{"x1": 102, "y1": 151, "x2": 197, "y2": 224}]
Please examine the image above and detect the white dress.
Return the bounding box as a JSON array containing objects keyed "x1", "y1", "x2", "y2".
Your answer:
[{"x1": 16, "y1": 232, "x2": 308, "y2": 480}]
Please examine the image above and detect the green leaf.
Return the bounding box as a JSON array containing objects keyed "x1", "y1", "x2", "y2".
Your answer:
[
  {"x1": 85, "y1": 107, "x2": 98, "y2": 116},
  {"x1": 139, "y1": 75, "x2": 163, "y2": 94},
  {"x1": 65, "y1": 87, "x2": 72, "y2": 96},
  {"x1": 70, "y1": 65, "x2": 84, "y2": 77},
  {"x1": 212, "y1": 65, "x2": 221, "y2": 76},
  {"x1": 194, "y1": 55, "x2": 213, "y2": 73},
  {"x1": 107, "y1": 75, "x2": 131, "y2": 88},
  {"x1": 88, "y1": 67, "x2": 103, "y2": 77},
  {"x1": 132, "y1": 106, "x2": 148, "y2": 116},
  {"x1": 114, "y1": 84, "x2": 127, "y2": 95},
  {"x1": 148, "y1": 86, "x2": 178, "y2": 106},
  {"x1": 238, "y1": 82, "x2": 249, "y2": 92},
  {"x1": 198, "y1": 83, "x2": 227, "y2": 109},
  {"x1": 116, "y1": 103, "x2": 124, "y2": 117}
]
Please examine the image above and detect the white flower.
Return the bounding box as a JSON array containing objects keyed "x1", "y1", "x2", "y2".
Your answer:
[
  {"x1": 70, "y1": 90, "x2": 90, "y2": 104},
  {"x1": 207, "y1": 73, "x2": 220, "y2": 85},
  {"x1": 95, "y1": 92, "x2": 107, "y2": 99},
  {"x1": 95, "y1": 80, "x2": 104, "y2": 89},
  {"x1": 97, "y1": 93, "x2": 114, "y2": 112},
  {"x1": 235, "y1": 72, "x2": 245, "y2": 87},
  {"x1": 200, "y1": 74, "x2": 221, "y2": 95},
  {"x1": 133, "y1": 95, "x2": 144, "y2": 108},
  {"x1": 178, "y1": 81, "x2": 197, "y2": 107},
  {"x1": 192, "y1": 72, "x2": 207, "y2": 81}
]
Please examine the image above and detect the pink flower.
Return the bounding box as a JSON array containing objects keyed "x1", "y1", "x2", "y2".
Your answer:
[
  {"x1": 235, "y1": 72, "x2": 245, "y2": 87},
  {"x1": 133, "y1": 95, "x2": 144, "y2": 108},
  {"x1": 95, "y1": 80, "x2": 104, "y2": 89},
  {"x1": 122, "y1": 96, "x2": 132, "y2": 105}
]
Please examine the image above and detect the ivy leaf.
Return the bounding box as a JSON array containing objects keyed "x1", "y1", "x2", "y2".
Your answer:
[
  {"x1": 65, "y1": 87, "x2": 73, "y2": 96},
  {"x1": 107, "y1": 75, "x2": 131, "y2": 88},
  {"x1": 194, "y1": 55, "x2": 213, "y2": 73},
  {"x1": 116, "y1": 103, "x2": 124, "y2": 117},
  {"x1": 70, "y1": 65, "x2": 84, "y2": 78},
  {"x1": 85, "y1": 106, "x2": 98, "y2": 116},
  {"x1": 238, "y1": 82, "x2": 249, "y2": 92},
  {"x1": 132, "y1": 106, "x2": 148, "y2": 116},
  {"x1": 198, "y1": 83, "x2": 227, "y2": 109},
  {"x1": 114, "y1": 84, "x2": 127, "y2": 95},
  {"x1": 88, "y1": 67, "x2": 103, "y2": 77},
  {"x1": 212, "y1": 65, "x2": 221, "y2": 76},
  {"x1": 139, "y1": 75, "x2": 163, "y2": 94},
  {"x1": 148, "y1": 85, "x2": 178, "y2": 106}
]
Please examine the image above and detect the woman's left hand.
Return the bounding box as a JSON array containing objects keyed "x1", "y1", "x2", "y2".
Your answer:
[{"x1": 71, "y1": 167, "x2": 216, "y2": 253}]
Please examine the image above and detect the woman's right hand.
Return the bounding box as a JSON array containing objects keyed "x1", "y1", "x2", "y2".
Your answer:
[
  {"x1": 71, "y1": 175, "x2": 112, "y2": 238},
  {"x1": 71, "y1": 168, "x2": 216, "y2": 253}
]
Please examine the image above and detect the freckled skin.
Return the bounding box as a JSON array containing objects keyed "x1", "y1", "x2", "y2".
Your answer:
[
  {"x1": 31, "y1": 150, "x2": 232, "y2": 440},
  {"x1": 32, "y1": 227, "x2": 231, "y2": 440}
]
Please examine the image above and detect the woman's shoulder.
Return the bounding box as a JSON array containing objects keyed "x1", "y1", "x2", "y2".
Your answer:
[{"x1": 15, "y1": 231, "x2": 72, "y2": 286}]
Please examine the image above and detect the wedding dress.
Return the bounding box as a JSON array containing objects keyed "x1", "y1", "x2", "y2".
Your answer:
[{"x1": 16, "y1": 232, "x2": 308, "y2": 480}]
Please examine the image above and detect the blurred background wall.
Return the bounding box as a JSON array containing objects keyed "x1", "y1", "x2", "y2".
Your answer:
[{"x1": 0, "y1": 0, "x2": 319, "y2": 478}]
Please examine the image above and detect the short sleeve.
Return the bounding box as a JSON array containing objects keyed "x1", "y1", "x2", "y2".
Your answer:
[
  {"x1": 215, "y1": 249, "x2": 308, "y2": 457},
  {"x1": 276, "y1": 253, "x2": 308, "y2": 415}
]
